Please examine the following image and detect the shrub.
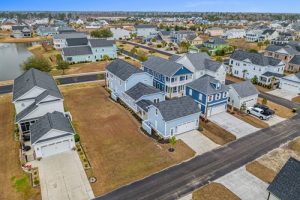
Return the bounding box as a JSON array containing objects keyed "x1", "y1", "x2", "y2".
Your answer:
[
  {"x1": 74, "y1": 134, "x2": 80, "y2": 142},
  {"x1": 156, "y1": 44, "x2": 162, "y2": 48},
  {"x1": 33, "y1": 179, "x2": 39, "y2": 185}
]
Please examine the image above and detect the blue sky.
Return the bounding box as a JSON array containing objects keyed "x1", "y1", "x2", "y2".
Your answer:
[{"x1": 1, "y1": 0, "x2": 300, "y2": 13}]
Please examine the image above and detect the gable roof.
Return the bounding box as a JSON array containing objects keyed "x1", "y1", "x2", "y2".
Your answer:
[
  {"x1": 125, "y1": 82, "x2": 161, "y2": 101},
  {"x1": 106, "y1": 59, "x2": 144, "y2": 81},
  {"x1": 230, "y1": 80, "x2": 259, "y2": 98},
  {"x1": 262, "y1": 29, "x2": 276, "y2": 35},
  {"x1": 136, "y1": 99, "x2": 154, "y2": 112},
  {"x1": 267, "y1": 157, "x2": 300, "y2": 200},
  {"x1": 204, "y1": 37, "x2": 226, "y2": 45},
  {"x1": 289, "y1": 55, "x2": 300, "y2": 65},
  {"x1": 13, "y1": 68, "x2": 62, "y2": 101},
  {"x1": 266, "y1": 44, "x2": 300, "y2": 55},
  {"x1": 12, "y1": 25, "x2": 30, "y2": 31},
  {"x1": 53, "y1": 32, "x2": 86, "y2": 40},
  {"x1": 30, "y1": 111, "x2": 75, "y2": 144},
  {"x1": 89, "y1": 39, "x2": 115, "y2": 48},
  {"x1": 62, "y1": 45, "x2": 93, "y2": 56},
  {"x1": 231, "y1": 50, "x2": 282, "y2": 66},
  {"x1": 66, "y1": 37, "x2": 88, "y2": 46},
  {"x1": 187, "y1": 75, "x2": 228, "y2": 95},
  {"x1": 143, "y1": 56, "x2": 191, "y2": 77},
  {"x1": 153, "y1": 96, "x2": 200, "y2": 121}
]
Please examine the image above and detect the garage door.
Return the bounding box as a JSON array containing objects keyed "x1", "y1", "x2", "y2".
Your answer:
[
  {"x1": 41, "y1": 140, "x2": 71, "y2": 158},
  {"x1": 208, "y1": 104, "x2": 226, "y2": 117},
  {"x1": 177, "y1": 121, "x2": 196, "y2": 134}
]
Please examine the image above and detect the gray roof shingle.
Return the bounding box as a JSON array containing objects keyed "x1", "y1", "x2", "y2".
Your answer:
[
  {"x1": 30, "y1": 111, "x2": 75, "y2": 144},
  {"x1": 106, "y1": 59, "x2": 144, "y2": 81},
  {"x1": 267, "y1": 157, "x2": 300, "y2": 200},
  {"x1": 125, "y1": 82, "x2": 162, "y2": 101},
  {"x1": 266, "y1": 44, "x2": 300, "y2": 55},
  {"x1": 89, "y1": 39, "x2": 115, "y2": 48},
  {"x1": 231, "y1": 50, "x2": 282, "y2": 66},
  {"x1": 143, "y1": 56, "x2": 191, "y2": 77},
  {"x1": 13, "y1": 68, "x2": 63, "y2": 101},
  {"x1": 230, "y1": 80, "x2": 259, "y2": 98},
  {"x1": 62, "y1": 45, "x2": 93, "y2": 56},
  {"x1": 187, "y1": 75, "x2": 228, "y2": 95},
  {"x1": 134, "y1": 24, "x2": 157, "y2": 29},
  {"x1": 136, "y1": 99, "x2": 154, "y2": 112},
  {"x1": 53, "y1": 32, "x2": 86, "y2": 40},
  {"x1": 153, "y1": 96, "x2": 200, "y2": 121},
  {"x1": 66, "y1": 37, "x2": 88, "y2": 46},
  {"x1": 289, "y1": 55, "x2": 300, "y2": 65},
  {"x1": 204, "y1": 37, "x2": 226, "y2": 45}
]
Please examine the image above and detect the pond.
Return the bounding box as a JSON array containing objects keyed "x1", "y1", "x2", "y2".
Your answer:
[{"x1": 0, "y1": 43, "x2": 33, "y2": 81}]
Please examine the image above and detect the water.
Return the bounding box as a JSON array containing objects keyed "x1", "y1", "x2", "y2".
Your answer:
[{"x1": 0, "y1": 43, "x2": 33, "y2": 81}]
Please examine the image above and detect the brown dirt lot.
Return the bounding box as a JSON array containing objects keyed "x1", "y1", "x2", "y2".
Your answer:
[
  {"x1": 192, "y1": 183, "x2": 240, "y2": 200},
  {"x1": 61, "y1": 83, "x2": 195, "y2": 196},
  {"x1": 0, "y1": 36, "x2": 51, "y2": 43},
  {"x1": 246, "y1": 161, "x2": 277, "y2": 184},
  {"x1": 227, "y1": 38, "x2": 265, "y2": 51},
  {"x1": 200, "y1": 121, "x2": 236, "y2": 145},
  {"x1": 292, "y1": 96, "x2": 300, "y2": 103},
  {"x1": 0, "y1": 94, "x2": 41, "y2": 200},
  {"x1": 258, "y1": 98, "x2": 294, "y2": 118}
]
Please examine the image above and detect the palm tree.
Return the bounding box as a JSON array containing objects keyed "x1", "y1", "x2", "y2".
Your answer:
[{"x1": 169, "y1": 136, "x2": 177, "y2": 152}]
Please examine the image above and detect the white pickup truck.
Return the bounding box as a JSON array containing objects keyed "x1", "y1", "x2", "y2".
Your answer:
[{"x1": 246, "y1": 107, "x2": 271, "y2": 120}]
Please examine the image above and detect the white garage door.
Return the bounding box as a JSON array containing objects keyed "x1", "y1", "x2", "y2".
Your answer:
[
  {"x1": 208, "y1": 104, "x2": 226, "y2": 117},
  {"x1": 281, "y1": 82, "x2": 300, "y2": 93},
  {"x1": 41, "y1": 140, "x2": 71, "y2": 158},
  {"x1": 177, "y1": 121, "x2": 196, "y2": 134}
]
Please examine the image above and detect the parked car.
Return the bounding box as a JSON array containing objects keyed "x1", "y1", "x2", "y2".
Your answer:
[
  {"x1": 254, "y1": 104, "x2": 275, "y2": 115},
  {"x1": 23, "y1": 135, "x2": 30, "y2": 142},
  {"x1": 247, "y1": 107, "x2": 271, "y2": 120}
]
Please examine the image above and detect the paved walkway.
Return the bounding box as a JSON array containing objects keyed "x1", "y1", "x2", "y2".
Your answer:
[
  {"x1": 216, "y1": 166, "x2": 269, "y2": 200},
  {"x1": 209, "y1": 112, "x2": 260, "y2": 138},
  {"x1": 38, "y1": 151, "x2": 94, "y2": 200},
  {"x1": 177, "y1": 130, "x2": 219, "y2": 155}
]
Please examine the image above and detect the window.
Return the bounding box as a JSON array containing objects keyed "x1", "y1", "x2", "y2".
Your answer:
[
  {"x1": 189, "y1": 89, "x2": 192, "y2": 96},
  {"x1": 216, "y1": 93, "x2": 221, "y2": 100},
  {"x1": 208, "y1": 95, "x2": 213, "y2": 102},
  {"x1": 223, "y1": 92, "x2": 227, "y2": 98},
  {"x1": 155, "y1": 109, "x2": 158, "y2": 116},
  {"x1": 199, "y1": 93, "x2": 202, "y2": 101},
  {"x1": 154, "y1": 98, "x2": 159, "y2": 103},
  {"x1": 119, "y1": 80, "x2": 122, "y2": 86}
]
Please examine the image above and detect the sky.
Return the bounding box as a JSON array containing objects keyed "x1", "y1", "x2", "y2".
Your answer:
[{"x1": 1, "y1": 0, "x2": 300, "y2": 13}]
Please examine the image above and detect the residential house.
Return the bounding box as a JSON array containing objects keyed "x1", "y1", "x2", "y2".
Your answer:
[
  {"x1": 36, "y1": 26, "x2": 58, "y2": 36},
  {"x1": 186, "y1": 75, "x2": 228, "y2": 117},
  {"x1": 134, "y1": 24, "x2": 157, "y2": 40},
  {"x1": 246, "y1": 29, "x2": 264, "y2": 42},
  {"x1": 222, "y1": 29, "x2": 246, "y2": 39},
  {"x1": 30, "y1": 111, "x2": 75, "y2": 158},
  {"x1": 267, "y1": 157, "x2": 300, "y2": 200},
  {"x1": 146, "y1": 96, "x2": 201, "y2": 138},
  {"x1": 12, "y1": 69, "x2": 65, "y2": 137},
  {"x1": 57, "y1": 26, "x2": 76, "y2": 34},
  {"x1": 259, "y1": 29, "x2": 279, "y2": 42},
  {"x1": 170, "y1": 30, "x2": 197, "y2": 44},
  {"x1": 106, "y1": 59, "x2": 153, "y2": 101},
  {"x1": 171, "y1": 52, "x2": 226, "y2": 84},
  {"x1": 287, "y1": 55, "x2": 300, "y2": 73},
  {"x1": 279, "y1": 72, "x2": 300, "y2": 94},
  {"x1": 142, "y1": 56, "x2": 193, "y2": 98},
  {"x1": 228, "y1": 80, "x2": 259, "y2": 109},
  {"x1": 205, "y1": 27, "x2": 224, "y2": 36},
  {"x1": 12, "y1": 25, "x2": 32, "y2": 38},
  {"x1": 271, "y1": 32, "x2": 294, "y2": 45},
  {"x1": 203, "y1": 37, "x2": 229, "y2": 55},
  {"x1": 109, "y1": 27, "x2": 131, "y2": 40},
  {"x1": 230, "y1": 50, "x2": 285, "y2": 85},
  {"x1": 0, "y1": 20, "x2": 17, "y2": 30},
  {"x1": 158, "y1": 30, "x2": 172, "y2": 43},
  {"x1": 53, "y1": 32, "x2": 87, "y2": 49}
]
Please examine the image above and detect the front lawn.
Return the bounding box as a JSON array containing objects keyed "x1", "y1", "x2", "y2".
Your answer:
[
  {"x1": 292, "y1": 96, "x2": 300, "y2": 104},
  {"x1": 257, "y1": 98, "x2": 295, "y2": 118},
  {"x1": 61, "y1": 83, "x2": 194, "y2": 196},
  {"x1": 192, "y1": 183, "x2": 240, "y2": 200}
]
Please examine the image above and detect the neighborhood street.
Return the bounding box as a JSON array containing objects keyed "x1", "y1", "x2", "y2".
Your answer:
[{"x1": 95, "y1": 115, "x2": 300, "y2": 200}]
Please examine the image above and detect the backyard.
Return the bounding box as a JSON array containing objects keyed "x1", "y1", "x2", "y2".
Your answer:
[
  {"x1": 61, "y1": 83, "x2": 195, "y2": 196},
  {"x1": 0, "y1": 94, "x2": 41, "y2": 200}
]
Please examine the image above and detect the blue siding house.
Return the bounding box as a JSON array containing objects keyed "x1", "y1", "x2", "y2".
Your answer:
[
  {"x1": 146, "y1": 96, "x2": 201, "y2": 138},
  {"x1": 186, "y1": 75, "x2": 229, "y2": 118},
  {"x1": 142, "y1": 56, "x2": 193, "y2": 98}
]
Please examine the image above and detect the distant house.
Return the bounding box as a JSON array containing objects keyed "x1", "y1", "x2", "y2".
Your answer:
[
  {"x1": 142, "y1": 56, "x2": 193, "y2": 98},
  {"x1": 230, "y1": 50, "x2": 285, "y2": 85},
  {"x1": 109, "y1": 27, "x2": 131, "y2": 40},
  {"x1": 158, "y1": 30, "x2": 172, "y2": 43},
  {"x1": 146, "y1": 96, "x2": 201, "y2": 138},
  {"x1": 172, "y1": 52, "x2": 226, "y2": 84},
  {"x1": 30, "y1": 111, "x2": 75, "y2": 158},
  {"x1": 12, "y1": 25, "x2": 32, "y2": 38},
  {"x1": 205, "y1": 27, "x2": 224, "y2": 36},
  {"x1": 170, "y1": 30, "x2": 197, "y2": 44},
  {"x1": 53, "y1": 32, "x2": 87, "y2": 49},
  {"x1": 228, "y1": 80, "x2": 259, "y2": 109},
  {"x1": 246, "y1": 30, "x2": 264, "y2": 42},
  {"x1": 222, "y1": 29, "x2": 245, "y2": 39},
  {"x1": 36, "y1": 26, "x2": 58, "y2": 36},
  {"x1": 287, "y1": 55, "x2": 300, "y2": 73},
  {"x1": 57, "y1": 26, "x2": 76, "y2": 34},
  {"x1": 271, "y1": 32, "x2": 294, "y2": 45},
  {"x1": 186, "y1": 75, "x2": 228, "y2": 117},
  {"x1": 203, "y1": 37, "x2": 229, "y2": 55},
  {"x1": 279, "y1": 72, "x2": 300, "y2": 94},
  {"x1": 259, "y1": 29, "x2": 279, "y2": 42},
  {"x1": 267, "y1": 157, "x2": 300, "y2": 200},
  {"x1": 134, "y1": 24, "x2": 157, "y2": 40},
  {"x1": 12, "y1": 69, "x2": 65, "y2": 136}
]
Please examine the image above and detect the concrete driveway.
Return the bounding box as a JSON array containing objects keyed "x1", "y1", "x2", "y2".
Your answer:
[
  {"x1": 216, "y1": 167, "x2": 269, "y2": 200},
  {"x1": 38, "y1": 151, "x2": 94, "y2": 200},
  {"x1": 209, "y1": 112, "x2": 260, "y2": 138},
  {"x1": 265, "y1": 115, "x2": 286, "y2": 126},
  {"x1": 267, "y1": 89, "x2": 298, "y2": 100},
  {"x1": 177, "y1": 130, "x2": 219, "y2": 155}
]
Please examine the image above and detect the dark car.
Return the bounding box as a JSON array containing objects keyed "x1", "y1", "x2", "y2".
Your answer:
[
  {"x1": 254, "y1": 104, "x2": 275, "y2": 115},
  {"x1": 23, "y1": 135, "x2": 30, "y2": 142}
]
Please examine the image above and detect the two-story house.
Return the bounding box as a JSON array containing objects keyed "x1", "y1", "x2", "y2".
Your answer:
[
  {"x1": 142, "y1": 56, "x2": 193, "y2": 98},
  {"x1": 53, "y1": 32, "x2": 87, "y2": 49},
  {"x1": 186, "y1": 75, "x2": 228, "y2": 117},
  {"x1": 36, "y1": 26, "x2": 58, "y2": 36},
  {"x1": 230, "y1": 50, "x2": 285, "y2": 85},
  {"x1": 170, "y1": 30, "x2": 197, "y2": 44},
  {"x1": 259, "y1": 29, "x2": 279, "y2": 42},
  {"x1": 171, "y1": 52, "x2": 226, "y2": 84},
  {"x1": 222, "y1": 29, "x2": 246, "y2": 39},
  {"x1": 12, "y1": 25, "x2": 32, "y2": 38},
  {"x1": 203, "y1": 37, "x2": 229, "y2": 55},
  {"x1": 134, "y1": 24, "x2": 157, "y2": 40},
  {"x1": 109, "y1": 27, "x2": 131, "y2": 40},
  {"x1": 246, "y1": 29, "x2": 264, "y2": 42}
]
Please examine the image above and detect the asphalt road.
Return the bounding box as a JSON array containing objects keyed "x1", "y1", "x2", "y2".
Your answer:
[
  {"x1": 95, "y1": 115, "x2": 300, "y2": 200},
  {"x1": 0, "y1": 84, "x2": 13, "y2": 94}
]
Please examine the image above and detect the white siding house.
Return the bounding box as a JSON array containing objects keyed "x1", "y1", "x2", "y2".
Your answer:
[{"x1": 279, "y1": 72, "x2": 300, "y2": 94}]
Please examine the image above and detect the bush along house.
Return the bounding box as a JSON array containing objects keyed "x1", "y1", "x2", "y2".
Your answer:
[{"x1": 186, "y1": 75, "x2": 229, "y2": 118}]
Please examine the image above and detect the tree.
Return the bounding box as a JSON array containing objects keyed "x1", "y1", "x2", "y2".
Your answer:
[
  {"x1": 136, "y1": 50, "x2": 148, "y2": 62},
  {"x1": 179, "y1": 41, "x2": 190, "y2": 53},
  {"x1": 56, "y1": 60, "x2": 70, "y2": 75},
  {"x1": 216, "y1": 56, "x2": 223, "y2": 62},
  {"x1": 102, "y1": 55, "x2": 110, "y2": 61},
  {"x1": 91, "y1": 28, "x2": 113, "y2": 38},
  {"x1": 264, "y1": 40, "x2": 270, "y2": 46},
  {"x1": 169, "y1": 136, "x2": 177, "y2": 152},
  {"x1": 130, "y1": 47, "x2": 137, "y2": 56},
  {"x1": 151, "y1": 38, "x2": 157, "y2": 43},
  {"x1": 22, "y1": 56, "x2": 51, "y2": 72},
  {"x1": 251, "y1": 75, "x2": 258, "y2": 84},
  {"x1": 161, "y1": 40, "x2": 167, "y2": 47},
  {"x1": 262, "y1": 98, "x2": 268, "y2": 105},
  {"x1": 130, "y1": 33, "x2": 137, "y2": 39},
  {"x1": 257, "y1": 41, "x2": 264, "y2": 50},
  {"x1": 240, "y1": 102, "x2": 247, "y2": 112},
  {"x1": 215, "y1": 49, "x2": 225, "y2": 56}
]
